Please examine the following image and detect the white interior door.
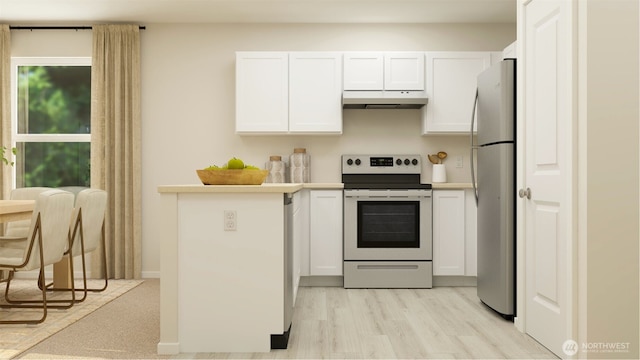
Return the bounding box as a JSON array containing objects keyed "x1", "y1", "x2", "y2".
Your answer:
[{"x1": 523, "y1": 0, "x2": 573, "y2": 357}]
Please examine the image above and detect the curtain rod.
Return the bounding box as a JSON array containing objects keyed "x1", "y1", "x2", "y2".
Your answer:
[{"x1": 9, "y1": 25, "x2": 146, "y2": 30}]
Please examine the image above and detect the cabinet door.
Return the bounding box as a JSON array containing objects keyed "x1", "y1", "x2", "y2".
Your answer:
[
  {"x1": 343, "y1": 52, "x2": 383, "y2": 90},
  {"x1": 289, "y1": 52, "x2": 343, "y2": 133},
  {"x1": 502, "y1": 41, "x2": 517, "y2": 59},
  {"x1": 422, "y1": 52, "x2": 491, "y2": 134},
  {"x1": 309, "y1": 190, "x2": 343, "y2": 276},
  {"x1": 384, "y1": 52, "x2": 425, "y2": 90},
  {"x1": 432, "y1": 190, "x2": 465, "y2": 276},
  {"x1": 236, "y1": 52, "x2": 289, "y2": 133}
]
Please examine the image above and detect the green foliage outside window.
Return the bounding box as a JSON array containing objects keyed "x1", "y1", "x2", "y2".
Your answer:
[{"x1": 16, "y1": 65, "x2": 91, "y2": 187}]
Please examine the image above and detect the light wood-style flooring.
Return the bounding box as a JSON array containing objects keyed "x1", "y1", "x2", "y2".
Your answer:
[{"x1": 185, "y1": 286, "x2": 558, "y2": 359}]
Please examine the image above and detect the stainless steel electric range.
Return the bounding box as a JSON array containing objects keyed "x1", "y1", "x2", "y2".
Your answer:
[{"x1": 342, "y1": 154, "x2": 433, "y2": 288}]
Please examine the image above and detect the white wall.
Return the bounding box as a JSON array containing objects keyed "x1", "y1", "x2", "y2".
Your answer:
[
  {"x1": 9, "y1": 23, "x2": 515, "y2": 277},
  {"x1": 583, "y1": 1, "x2": 639, "y2": 357}
]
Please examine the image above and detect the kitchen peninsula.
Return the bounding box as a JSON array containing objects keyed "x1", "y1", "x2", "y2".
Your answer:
[{"x1": 156, "y1": 183, "x2": 303, "y2": 354}]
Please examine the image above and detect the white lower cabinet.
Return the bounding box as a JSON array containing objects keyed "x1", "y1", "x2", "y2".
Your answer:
[
  {"x1": 432, "y1": 189, "x2": 477, "y2": 276},
  {"x1": 433, "y1": 190, "x2": 466, "y2": 275},
  {"x1": 309, "y1": 190, "x2": 343, "y2": 276}
]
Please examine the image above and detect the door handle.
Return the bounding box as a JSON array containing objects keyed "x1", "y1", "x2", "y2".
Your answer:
[{"x1": 519, "y1": 188, "x2": 531, "y2": 200}]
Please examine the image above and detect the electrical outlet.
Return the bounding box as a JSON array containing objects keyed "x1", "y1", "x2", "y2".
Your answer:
[
  {"x1": 455, "y1": 155, "x2": 464, "y2": 168},
  {"x1": 224, "y1": 210, "x2": 237, "y2": 231}
]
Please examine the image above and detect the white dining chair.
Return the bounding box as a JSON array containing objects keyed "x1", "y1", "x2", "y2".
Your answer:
[
  {"x1": 46, "y1": 188, "x2": 108, "y2": 301},
  {"x1": 0, "y1": 189, "x2": 75, "y2": 324}
]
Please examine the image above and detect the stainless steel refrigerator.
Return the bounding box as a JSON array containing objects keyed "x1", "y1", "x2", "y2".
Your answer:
[{"x1": 470, "y1": 59, "x2": 516, "y2": 318}]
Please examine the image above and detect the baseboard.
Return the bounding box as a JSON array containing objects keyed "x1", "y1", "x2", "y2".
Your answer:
[
  {"x1": 300, "y1": 275, "x2": 343, "y2": 287},
  {"x1": 157, "y1": 342, "x2": 180, "y2": 355},
  {"x1": 433, "y1": 276, "x2": 477, "y2": 287},
  {"x1": 141, "y1": 271, "x2": 160, "y2": 279}
]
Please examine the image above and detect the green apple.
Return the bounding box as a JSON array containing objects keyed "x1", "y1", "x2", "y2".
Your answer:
[{"x1": 227, "y1": 157, "x2": 245, "y2": 169}]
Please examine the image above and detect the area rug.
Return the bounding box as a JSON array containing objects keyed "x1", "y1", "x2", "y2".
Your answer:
[{"x1": 0, "y1": 279, "x2": 142, "y2": 359}]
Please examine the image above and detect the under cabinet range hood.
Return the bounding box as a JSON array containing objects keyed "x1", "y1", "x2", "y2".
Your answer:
[{"x1": 342, "y1": 90, "x2": 428, "y2": 109}]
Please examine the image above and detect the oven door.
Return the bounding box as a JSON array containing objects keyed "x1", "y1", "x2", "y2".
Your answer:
[{"x1": 344, "y1": 189, "x2": 432, "y2": 261}]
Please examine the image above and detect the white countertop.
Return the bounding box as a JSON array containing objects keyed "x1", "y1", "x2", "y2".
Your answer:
[
  {"x1": 159, "y1": 182, "x2": 477, "y2": 192},
  {"x1": 158, "y1": 182, "x2": 343, "y2": 194},
  {"x1": 431, "y1": 182, "x2": 474, "y2": 189},
  {"x1": 301, "y1": 183, "x2": 344, "y2": 189}
]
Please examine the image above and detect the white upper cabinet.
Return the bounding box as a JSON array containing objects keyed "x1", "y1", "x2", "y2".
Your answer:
[
  {"x1": 236, "y1": 51, "x2": 342, "y2": 134},
  {"x1": 343, "y1": 52, "x2": 384, "y2": 90},
  {"x1": 289, "y1": 52, "x2": 343, "y2": 133},
  {"x1": 502, "y1": 41, "x2": 517, "y2": 59},
  {"x1": 384, "y1": 52, "x2": 425, "y2": 90},
  {"x1": 236, "y1": 52, "x2": 289, "y2": 133},
  {"x1": 343, "y1": 52, "x2": 424, "y2": 91},
  {"x1": 422, "y1": 51, "x2": 492, "y2": 135}
]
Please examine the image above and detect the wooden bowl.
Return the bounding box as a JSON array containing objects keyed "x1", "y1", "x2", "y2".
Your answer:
[{"x1": 196, "y1": 169, "x2": 269, "y2": 185}]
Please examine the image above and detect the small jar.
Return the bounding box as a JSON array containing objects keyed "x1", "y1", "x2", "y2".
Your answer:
[
  {"x1": 265, "y1": 155, "x2": 286, "y2": 183},
  {"x1": 289, "y1": 148, "x2": 310, "y2": 183}
]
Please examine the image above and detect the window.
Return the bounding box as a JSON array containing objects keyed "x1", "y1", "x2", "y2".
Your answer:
[{"x1": 11, "y1": 57, "x2": 91, "y2": 188}]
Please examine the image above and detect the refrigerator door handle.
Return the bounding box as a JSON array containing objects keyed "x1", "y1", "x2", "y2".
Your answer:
[{"x1": 470, "y1": 88, "x2": 479, "y2": 206}]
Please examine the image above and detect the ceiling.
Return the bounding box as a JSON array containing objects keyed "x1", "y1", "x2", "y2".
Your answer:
[{"x1": 0, "y1": 0, "x2": 516, "y2": 25}]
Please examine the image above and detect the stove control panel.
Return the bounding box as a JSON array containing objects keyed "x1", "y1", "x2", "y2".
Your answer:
[{"x1": 342, "y1": 154, "x2": 422, "y2": 174}]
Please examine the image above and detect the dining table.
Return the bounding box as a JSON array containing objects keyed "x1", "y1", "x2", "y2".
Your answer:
[
  {"x1": 0, "y1": 199, "x2": 72, "y2": 288},
  {"x1": 0, "y1": 200, "x2": 34, "y2": 222}
]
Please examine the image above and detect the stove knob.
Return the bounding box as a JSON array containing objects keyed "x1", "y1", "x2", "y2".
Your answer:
[
  {"x1": 355, "y1": 158, "x2": 361, "y2": 166},
  {"x1": 346, "y1": 158, "x2": 353, "y2": 166},
  {"x1": 396, "y1": 158, "x2": 402, "y2": 166},
  {"x1": 412, "y1": 158, "x2": 418, "y2": 166},
  {"x1": 404, "y1": 158, "x2": 410, "y2": 165}
]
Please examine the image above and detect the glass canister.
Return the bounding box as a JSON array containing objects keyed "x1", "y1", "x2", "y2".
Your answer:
[
  {"x1": 265, "y1": 155, "x2": 286, "y2": 183},
  {"x1": 289, "y1": 148, "x2": 310, "y2": 183}
]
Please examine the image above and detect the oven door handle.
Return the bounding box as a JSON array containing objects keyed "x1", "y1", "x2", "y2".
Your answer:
[
  {"x1": 345, "y1": 195, "x2": 427, "y2": 200},
  {"x1": 344, "y1": 190, "x2": 431, "y2": 199},
  {"x1": 356, "y1": 264, "x2": 420, "y2": 270}
]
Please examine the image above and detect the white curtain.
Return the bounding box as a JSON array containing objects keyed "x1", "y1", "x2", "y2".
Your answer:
[
  {"x1": 0, "y1": 25, "x2": 11, "y2": 201},
  {"x1": 90, "y1": 25, "x2": 141, "y2": 279}
]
